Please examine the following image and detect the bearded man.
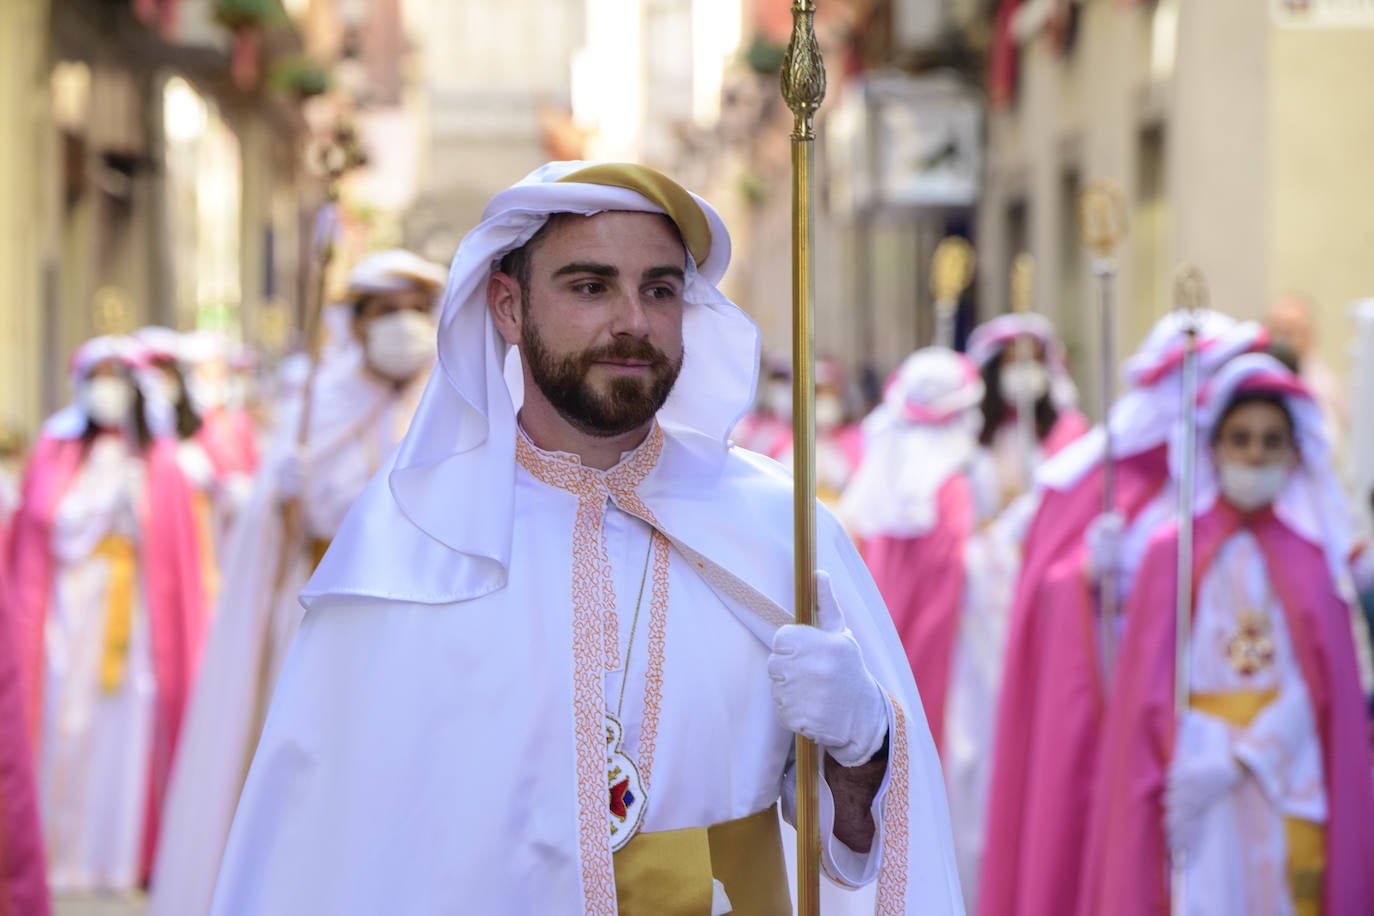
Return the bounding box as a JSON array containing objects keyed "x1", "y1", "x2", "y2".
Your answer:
[{"x1": 207, "y1": 163, "x2": 962, "y2": 915}]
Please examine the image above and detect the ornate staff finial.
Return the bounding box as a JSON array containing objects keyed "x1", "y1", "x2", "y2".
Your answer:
[
  {"x1": 1173, "y1": 263, "x2": 1209, "y2": 315},
  {"x1": 1079, "y1": 179, "x2": 1129, "y2": 260},
  {"x1": 929, "y1": 236, "x2": 975, "y2": 349},
  {"x1": 1011, "y1": 253, "x2": 1035, "y2": 315},
  {"x1": 781, "y1": 1, "x2": 826, "y2": 141},
  {"x1": 92, "y1": 286, "x2": 135, "y2": 336},
  {"x1": 931, "y1": 237, "x2": 976, "y2": 302}
]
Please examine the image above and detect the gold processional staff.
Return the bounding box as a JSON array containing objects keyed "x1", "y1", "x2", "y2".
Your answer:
[{"x1": 781, "y1": 1, "x2": 824, "y2": 912}]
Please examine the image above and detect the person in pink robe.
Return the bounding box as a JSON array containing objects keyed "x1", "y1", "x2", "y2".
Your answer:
[
  {"x1": 840, "y1": 348, "x2": 983, "y2": 754},
  {"x1": 977, "y1": 311, "x2": 1269, "y2": 916},
  {"x1": 965, "y1": 313, "x2": 1090, "y2": 519},
  {"x1": 0, "y1": 524, "x2": 49, "y2": 915},
  {"x1": 6, "y1": 336, "x2": 205, "y2": 889},
  {"x1": 1080, "y1": 355, "x2": 1374, "y2": 915}
]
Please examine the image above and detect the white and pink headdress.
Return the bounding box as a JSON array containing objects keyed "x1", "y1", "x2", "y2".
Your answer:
[
  {"x1": 839, "y1": 348, "x2": 984, "y2": 538},
  {"x1": 965, "y1": 312, "x2": 1078, "y2": 410},
  {"x1": 1038, "y1": 310, "x2": 1268, "y2": 491},
  {"x1": 45, "y1": 336, "x2": 149, "y2": 439},
  {"x1": 1172, "y1": 352, "x2": 1353, "y2": 594}
]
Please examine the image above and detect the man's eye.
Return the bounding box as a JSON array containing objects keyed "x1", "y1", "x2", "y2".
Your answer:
[
  {"x1": 645, "y1": 286, "x2": 678, "y2": 301},
  {"x1": 573, "y1": 281, "x2": 605, "y2": 295}
]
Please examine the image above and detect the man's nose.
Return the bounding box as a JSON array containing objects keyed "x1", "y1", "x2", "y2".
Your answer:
[{"x1": 610, "y1": 291, "x2": 650, "y2": 337}]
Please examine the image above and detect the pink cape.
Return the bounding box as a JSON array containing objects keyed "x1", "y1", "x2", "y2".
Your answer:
[
  {"x1": 1079, "y1": 502, "x2": 1374, "y2": 916},
  {"x1": 861, "y1": 473, "x2": 975, "y2": 755},
  {"x1": 978, "y1": 444, "x2": 1169, "y2": 916},
  {"x1": 1044, "y1": 408, "x2": 1090, "y2": 457},
  {"x1": 197, "y1": 407, "x2": 259, "y2": 477},
  {"x1": 6, "y1": 433, "x2": 206, "y2": 882},
  {"x1": 0, "y1": 545, "x2": 49, "y2": 915}
]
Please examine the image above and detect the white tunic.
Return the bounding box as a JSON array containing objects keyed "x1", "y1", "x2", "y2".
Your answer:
[
  {"x1": 1177, "y1": 530, "x2": 1326, "y2": 916},
  {"x1": 40, "y1": 437, "x2": 156, "y2": 891},
  {"x1": 207, "y1": 426, "x2": 965, "y2": 915}
]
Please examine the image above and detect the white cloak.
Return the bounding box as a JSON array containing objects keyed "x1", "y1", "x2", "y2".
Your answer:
[{"x1": 209, "y1": 423, "x2": 964, "y2": 915}]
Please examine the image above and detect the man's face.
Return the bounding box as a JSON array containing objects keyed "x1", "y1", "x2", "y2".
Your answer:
[
  {"x1": 492, "y1": 211, "x2": 687, "y2": 437},
  {"x1": 1212, "y1": 401, "x2": 1297, "y2": 469}
]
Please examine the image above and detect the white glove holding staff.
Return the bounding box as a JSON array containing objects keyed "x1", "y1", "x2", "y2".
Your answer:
[
  {"x1": 273, "y1": 448, "x2": 306, "y2": 501},
  {"x1": 769, "y1": 571, "x2": 889, "y2": 768},
  {"x1": 1084, "y1": 510, "x2": 1126, "y2": 580}
]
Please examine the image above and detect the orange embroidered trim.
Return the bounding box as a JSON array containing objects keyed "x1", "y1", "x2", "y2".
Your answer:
[
  {"x1": 515, "y1": 424, "x2": 667, "y2": 914},
  {"x1": 637, "y1": 530, "x2": 670, "y2": 784},
  {"x1": 876, "y1": 697, "x2": 911, "y2": 915}
]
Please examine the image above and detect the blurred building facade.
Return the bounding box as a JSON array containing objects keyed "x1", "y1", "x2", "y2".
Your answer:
[
  {"x1": 974, "y1": 0, "x2": 1374, "y2": 416},
  {"x1": 0, "y1": 0, "x2": 320, "y2": 437}
]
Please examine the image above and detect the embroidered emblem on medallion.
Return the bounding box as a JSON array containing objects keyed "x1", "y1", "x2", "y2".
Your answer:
[
  {"x1": 606, "y1": 713, "x2": 646, "y2": 851},
  {"x1": 1227, "y1": 610, "x2": 1275, "y2": 676}
]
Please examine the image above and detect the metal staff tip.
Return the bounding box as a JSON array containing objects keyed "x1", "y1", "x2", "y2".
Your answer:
[
  {"x1": 1173, "y1": 263, "x2": 1209, "y2": 324},
  {"x1": 1079, "y1": 179, "x2": 1129, "y2": 261},
  {"x1": 1011, "y1": 253, "x2": 1035, "y2": 315},
  {"x1": 931, "y1": 236, "x2": 976, "y2": 303},
  {"x1": 781, "y1": 1, "x2": 826, "y2": 141},
  {"x1": 930, "y1": 237, "x2": 975, "y2": 349}
]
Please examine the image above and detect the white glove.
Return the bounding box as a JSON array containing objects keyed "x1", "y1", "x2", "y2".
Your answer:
[
  {"x1": 769, "y1": 571, "x2": 889, "y2": 767},
  {"x1": 273, "y1": 448, "x2": 306, "y2": 500},
  {"x1": 1164, "y1": 750, "x2": 1242, "y2": 855},
  {"x1": 1084, "y1": 511, "x2": 1126, "y2": 580}
]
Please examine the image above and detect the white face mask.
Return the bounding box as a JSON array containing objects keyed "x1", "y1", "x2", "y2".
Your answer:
[
  {"x1": 144, "y1": 373, "x2": 182, "y2": 410},
  {"x1": 189, "y1": 375, "x2": 227, "y2": 411},
  {"x1": 80, "y1": 377, "x2": 134, "y2": 429},
  {"x1": 815, "y1": 394, "x2": 845, "y2": 430},
  {"x1": 999, "y1": 361, "x2": 1049, "y2": 406},
  {"x1": 1217, "y1": 461, "x2": 1290, "y2": 512},
  {"x1": 766, "y1": 381, "x2": 793, "y2": 420},
  {"x1": 365, "y1": 311, "x2": 436, "y2": 382}
]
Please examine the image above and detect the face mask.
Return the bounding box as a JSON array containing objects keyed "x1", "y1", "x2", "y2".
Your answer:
[
  {"x1": 999, "y1": 362, "x2": 1049, "y2": 406},
  {"x1": 143, "y1": 373, "x2": 181, "y2": 410},
  {"x1": 80, "y1": 377, "x2": 134, "y2": 429},
  {"x1": 767, "y1": 381, "x2": 792, "y2": 419},
  {"x1": 815, "y1": 395, "x2": 845, "y2": 430},
  {"x1": 189, "y1": 376, "x2": 227, "y2": 411},
  {"x1": 366, "y1": 311, "x2": 436, "y2": 382},
  {"x1": 1217, "y1": 461, "x2": 1290, "y2": 512}
]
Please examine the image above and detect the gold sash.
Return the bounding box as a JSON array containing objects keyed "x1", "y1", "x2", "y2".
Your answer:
[
  {"x1": 1189, "y1": 688, "x2": 1278, "y2": 727},
  {"x1": 192, "y1": 491, "x2": 221, "y2": 605},
  {"x1": 613, "y1": 803, "x2": 791, "y2": 916},
  {"x1": 97, "y1": 535, "x2": 137, "y2": 694},
  {"x1": 310, "y1": 537, "x2": 332, "y2": 571},
  {"x1": 1190, "y1": 688, "x2": 1325, "y2": 915}
]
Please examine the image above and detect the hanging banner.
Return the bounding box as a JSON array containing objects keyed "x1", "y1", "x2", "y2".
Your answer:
[{"x1": 1272, "y1": 0, "x2": 1374, "y2": 27}]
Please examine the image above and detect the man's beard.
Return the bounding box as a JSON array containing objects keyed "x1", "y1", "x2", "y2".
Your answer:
[{"x1": 520, "y1": 313, "x2": 683, "y2": 438}]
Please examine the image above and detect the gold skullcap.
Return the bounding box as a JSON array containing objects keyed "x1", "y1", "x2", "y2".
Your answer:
[{"x1": 558, "y1": 164, "x2": 712, "y2": 268}]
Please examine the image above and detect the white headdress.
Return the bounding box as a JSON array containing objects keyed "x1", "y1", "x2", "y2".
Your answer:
[
  {"x1": 965, "y1": 312, "x2": 1078, "y2": 411},
  {"x1": 839, "y1": 348, "x2": 983, "y2": 538},
  {"x1": 303, "y1": 161, "x2": 760, "y2": 605},
  {"x1": 44, "y1": 335, "x2": 148, "y2": 439},
  {"x1": 1037, "y1": 310, "x2": 1268, "y2": 491},
  {"x1": 1172, "y1": 352, "x2": 1354, "y2": 594}
]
